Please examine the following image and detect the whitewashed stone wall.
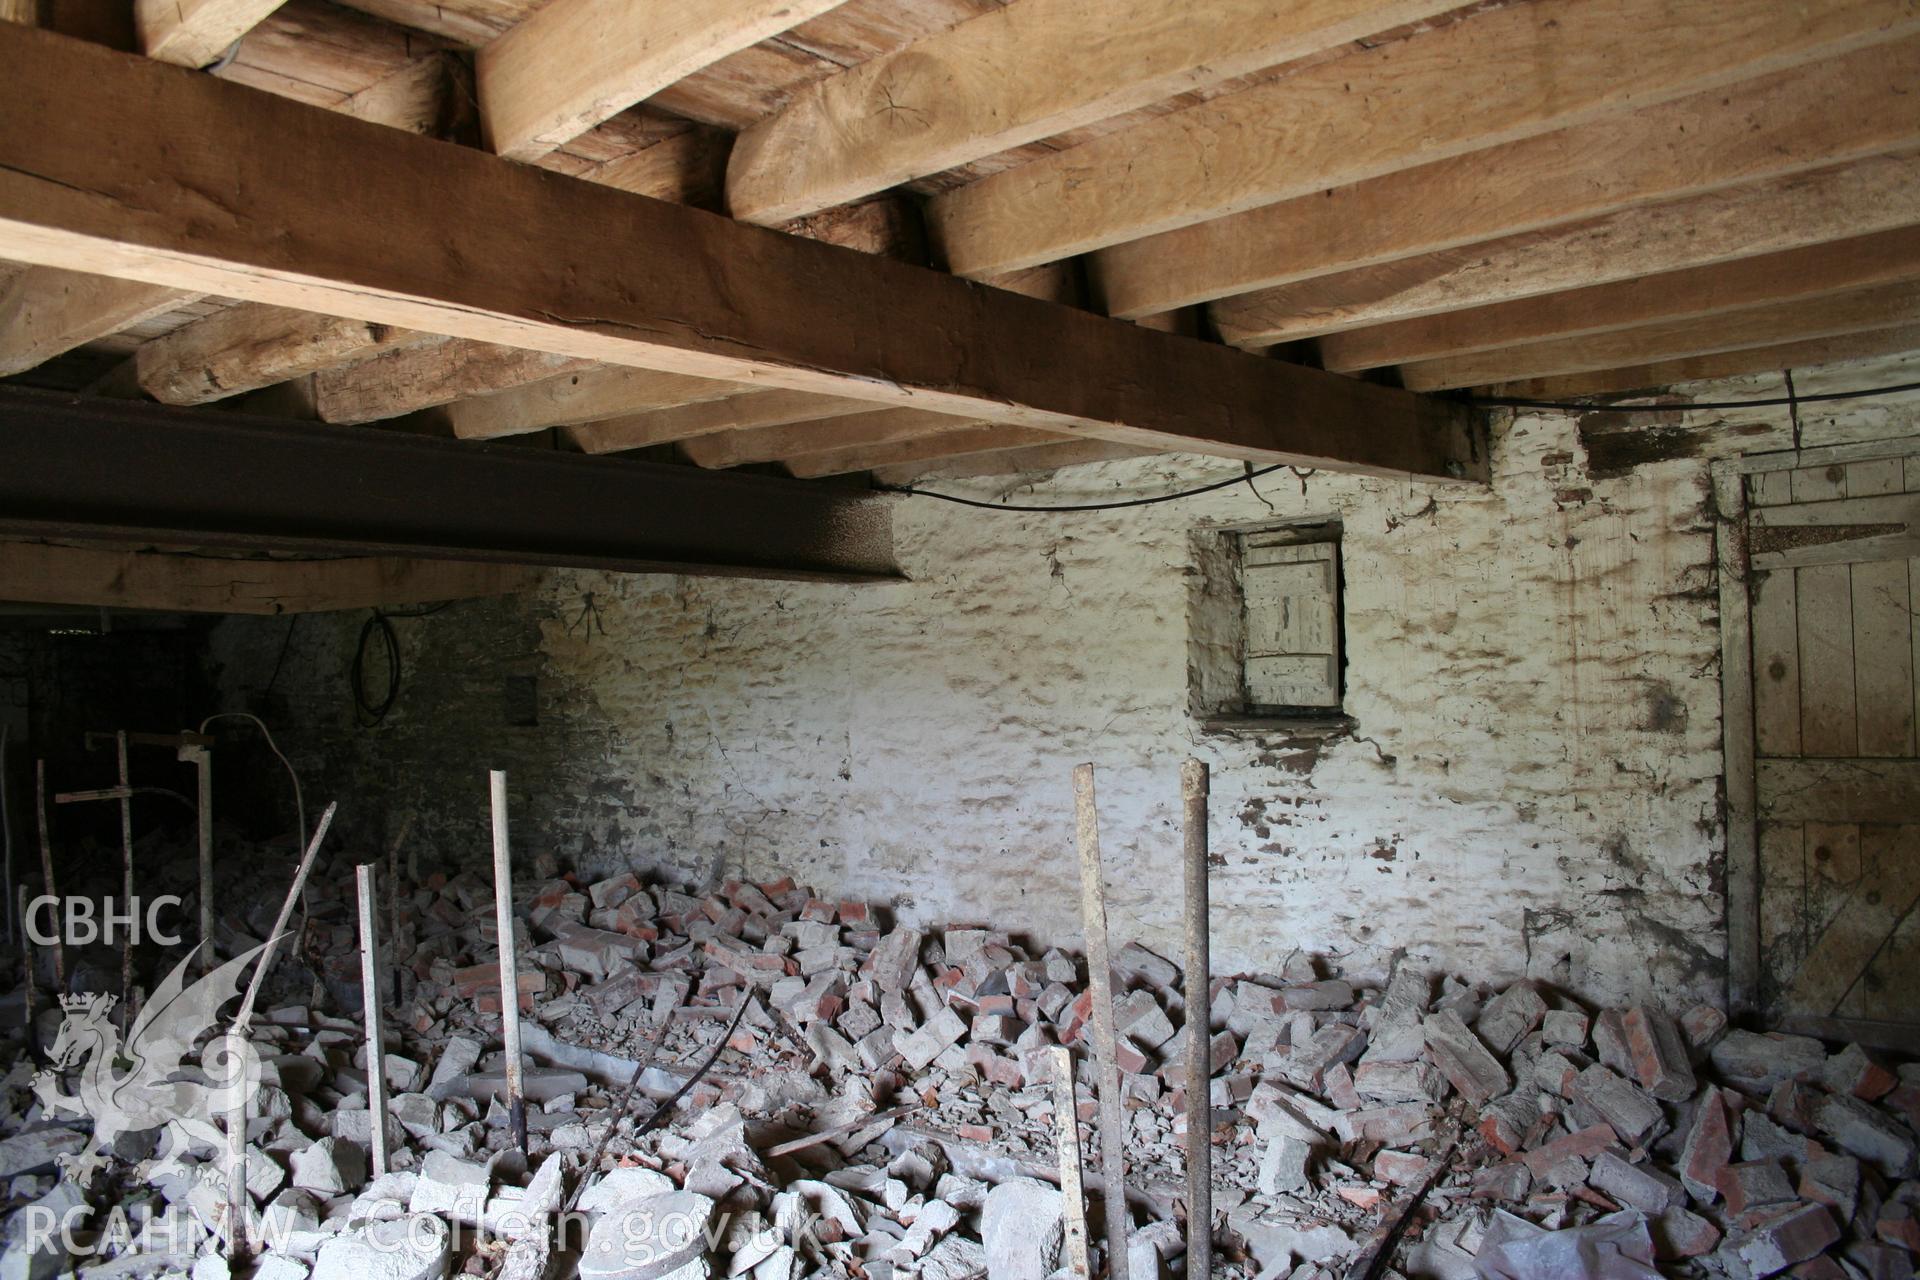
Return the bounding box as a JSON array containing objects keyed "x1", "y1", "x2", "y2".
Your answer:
[{"x1": 209, "y1": 353, "x2": 1920, "y2": 1011}]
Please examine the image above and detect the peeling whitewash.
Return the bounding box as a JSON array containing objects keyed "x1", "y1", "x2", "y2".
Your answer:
[{"x1": 210, "y1": 351, "x2": 1920, "y2": 1012}]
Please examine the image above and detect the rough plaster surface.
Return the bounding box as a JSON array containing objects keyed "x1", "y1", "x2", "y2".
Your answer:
[{"x1": 208, "y1": 355, "x2": 1920, "y2": 1010}]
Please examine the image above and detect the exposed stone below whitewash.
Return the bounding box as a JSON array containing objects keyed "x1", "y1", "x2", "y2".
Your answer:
[{"x1": 209, "y1": 397, "x2": 1764, "y2": 1010}]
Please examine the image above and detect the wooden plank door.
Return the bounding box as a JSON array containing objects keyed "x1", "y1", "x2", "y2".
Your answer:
[{"x1": 1726, "y1": 443, "x2": 1920, "y2": 1049}]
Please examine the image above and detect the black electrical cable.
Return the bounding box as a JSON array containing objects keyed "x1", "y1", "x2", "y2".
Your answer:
[
  {"x1": 880, "y1": 462, "x2": 1293, "y2": 512},
  {"x1": 884, "y1": 378, "x2": 1920, "y2": 513},
  {"x1": 1468, "y1": 379, "x2": 1920, "y2": 413},
  {"x1": 350, "y1": 610, "x2": 401, "y2": 726}
]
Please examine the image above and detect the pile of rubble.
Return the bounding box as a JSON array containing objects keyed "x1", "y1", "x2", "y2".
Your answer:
[{"x1": 0, "y1": 854, "x2": 1915, "y2": 1280}]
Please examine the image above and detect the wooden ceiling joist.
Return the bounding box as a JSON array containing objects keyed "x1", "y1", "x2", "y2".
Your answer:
[
  {"x1": 315, "y1": 339, "x2": 598, "y2": 424},
  {"x1": 1324, "y1": 227, "x2": 1920, "y2": 378},
  {"x1": 424, "y1": 365, "x2": 742, "y2": 440},
  {"x1": 137, "y1": 0, "x2": 287, "y2": 67},
  {"x1": 568, "y1": 389, "x2": 879, "y2": 454},
  {"x1": 1089, "y1": 36, "x2": 1920, "y2": 320},
  {"x1": 1486, "y1": 325, "x2": 1920, "y2": 401},
  {"x1": 924, "y1": 0, "x2": 1920, "y2": 280},
  {"x1": 724, "y1": 0, "x2": 1467, "y2": 226},
  {"x1": 117, "y1": 303, "x2": 431, "y2": 405},
  {"x1": 680, "y1": 407, "x2": 970, "y2": 469},
  {"x1": 1211, "y1": 153, "x2": 1920, "y2": 349},
  {"x1": 478, "y1": 0, "x2": 851, "y2": 162},
  {"x1": 0, "y1": 268, "x2": 196, "y2": 377},
  {"x1": 871, "y1": 439, "x2": 1155, "y2": 486},
  {"x1": 1409, "y1": 281, "x2": 1920, "y2": 392},
  {"x1": 0, "y1": 23, "x2": 1481, "y2": 480},
  {"x1": 786, "y1": 424, "x2": 1075, "y2": 478},
  {"x1": 0, "y1": 540, "x2": 540, "y2": 615}
]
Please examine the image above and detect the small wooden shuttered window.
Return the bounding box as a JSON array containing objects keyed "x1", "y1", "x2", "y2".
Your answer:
[{"x1": 1240, "y1": 531, "x2": 1341, "y2": 710}]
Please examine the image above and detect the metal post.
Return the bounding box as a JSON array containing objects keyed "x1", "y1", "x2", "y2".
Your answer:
[
  {"x1": 1049, "y1": 1045, "x2": 1093, "y2": 1280},
  {"x1": 33, "y1": 761, "x2": 62, "y2": 991},
  {"x1": 1072, "y1": 763, "x2": 1130, "y2": 1280},
  {"x1": 355, "y1": 863, "x2": 389, "y2": 1177},
  {"x1": 115, "y1": 731, "x2": 135, "y2": 1025},
  {"x1": 228, "y1": 801, "x2": 336, "y2": 1262},
  {"x1": 17, "y1": 886, "x2": 33, "y2": 1056},
  {"x1": 385, "y1": 812, "x2": 413, "y2": 1005},
  {"x1": 180, "y1": 742, "x2": 214, "y2": 973},
  {"x1": 490, "y1": 771, "x2": 527, "y2": 1154},
  {"x1": 1181, "y1": 760, "x2": 1212, "y2": 1280}
]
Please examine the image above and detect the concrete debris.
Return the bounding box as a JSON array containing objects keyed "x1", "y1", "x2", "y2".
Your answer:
[{"x1": 3, "y1": 854, "x2": 1917, "y2": 1280}]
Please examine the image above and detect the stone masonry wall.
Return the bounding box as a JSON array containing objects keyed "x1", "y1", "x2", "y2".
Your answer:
[{"x1": 206, "y1": 354, "x2": 1920, "y2": 1012}]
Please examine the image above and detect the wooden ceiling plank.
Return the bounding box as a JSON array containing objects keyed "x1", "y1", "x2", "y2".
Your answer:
[
  {"x1": 126, "y1": 303, "x2": 435, "y2": 405},
  {"x1": 137, "y1": 0, "x2": 287, "y2": 66},
  {"x1": 478, "y1": 0, "x2": 854, "y2": 161},
  {"x1": 1210, "y1": 153, "x2": 1920, "y2": 349},
  {"x1": 315, "y1": 340, "x2": 597, "y2": 424},
  {"x1": 0, "y1": 24, "x2": 1482, "y2": 480},
  {"x1": 0, "y1": 268, "x2": 199, "y2": 377},
  {"x1": 680, "y1": 406, "x2": 967, "y2": 468},
  {"x1": 1485, "y1": 324, "x2": 1920, "y2": 401},
  {"x1": 725, "y1": 0, "x2": 1468, "y2": 226},
  {"x1": 424, "y1": 366, "x2": 747, "y2": 440},
  {"x1": 785, "y1": 424, "x2": 1076, "y2": 478},
  {"x1": 926, "y1": 0, "x2": 1920, "y2": 280},
  {"x1": 871, "y1": 438, "x2": 1156, "y2": 485},
  {"x1": 0, "y1": 541, "x2": 540, "y2": 614},
  {"x1": 1091, "y1": 36, "x2": 1920, "y2": 320},
  {"x1": 1324, "y1": 227, "x2": 1920, "y2": 376},
  {"x1": 1403, "y1": 280, "x2": 1920, "y2": 391},
  {"x1": 569, "y1": 389, "x2": 878, "y2": 454}
]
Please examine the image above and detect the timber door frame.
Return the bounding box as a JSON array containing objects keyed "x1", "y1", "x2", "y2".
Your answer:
[{"x1": 1715, "y1": 435, "x2": 1920, "y2": 1053}]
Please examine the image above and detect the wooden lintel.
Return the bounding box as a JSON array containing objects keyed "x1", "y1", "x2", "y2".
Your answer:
[{"x1": 0, "y1": 23, "x2": 1483, "y2": 482}]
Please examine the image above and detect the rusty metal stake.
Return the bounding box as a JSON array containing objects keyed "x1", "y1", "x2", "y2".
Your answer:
[
  {"x1": 490, "y1": 771, "x2": 527, "y2": 1155},
  {"x1": 1072, "y1": 763, "x2": 1130, "y2": 1280},
  {"x1": 1050, "y1": 1044, "x2": 1094, "y2": 1280},
  {"x1": 355, "y1": 863, "x2": 390, "y2": 1177},
  {"x1": 33, "y1": 762, "x2": 62, "y2": 992}
]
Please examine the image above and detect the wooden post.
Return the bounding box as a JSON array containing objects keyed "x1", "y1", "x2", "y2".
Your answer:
[
  {"x1": 180, "y1": 741, "x2": 214, "y2": 972},
  {"x1": 227, "y1": 801, "x2": 336, "y2": 1262},
  {"x1": 33, "y1": 761, "x2": 62, "y2": 991},
  {"x1": 1072, "y1": 763, "x2": 1130, "y2": 1280},
  {"x1": 355, "y1": 863, "x2": 389, "y2": 1177},
  {"x1": 1049, "y1": 1045, "x2": 1094, "y2": 1280},
  {"x1": 1181, "y1": 760, "x2": 1211, "y2": 1280},
  {"x1": 489, "y1": 770, "x2": 527, "y2": 1154}
]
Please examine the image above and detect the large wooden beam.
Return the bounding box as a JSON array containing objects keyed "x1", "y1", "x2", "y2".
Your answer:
[
  {"x1": 0, "y1": 268, "x2": 194, "y2": 376},
  {"x1": 1326, "y1": 227, "x2": 1920, "y2": 378},
  {"x1": 1211, "y1": 154, "x2": 1920, "y2": 348},
  {"x1": 725, "y1": 0, "x2": 1466, "y2": 226},
  {"x1": 925, "y1": 0, "x2": 1920, "y2": 280},
  {"x1": 1418, "y1": 282, "x2": 1920, "y2": 391},
  {"x1": 568, "y1": 389, "x2": 877, "y2": 454},
  {"x1": 786, "y1": 425, "x2": 1075, "y2": 478},
  {"x1": 0, "y1": 540, "x2": 540, "y2": 614},
  {"x1": 137, "y1": 0, "x2": 286, "y2": 67},
  {"x1": 478, "y1": 0, "x2": 850, "y2": 162},
  {"x1": 125, "y1": 304, "x2": 433, "y2": 404},
  {"x1": 1485, "y1": 325, "x2": 1920, "y2": 400},
  {"x1": 0, "y1": 24, "x2": 1482, "y2": 480},
  {"x1": 1089, "y1": 37, "x2": 1920, "y2": 320},
  {"x1": 680, "y1": 407, "x2": 969, "y2": 469}
]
